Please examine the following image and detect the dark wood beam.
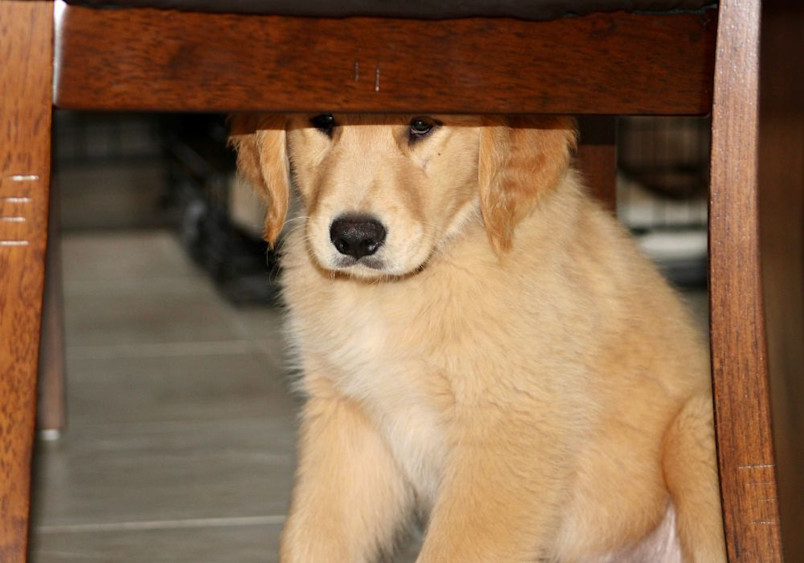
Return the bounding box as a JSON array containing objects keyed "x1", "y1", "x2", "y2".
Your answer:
[{"x1": 54, "y1": 4, "x2": 716, "y2": 115}]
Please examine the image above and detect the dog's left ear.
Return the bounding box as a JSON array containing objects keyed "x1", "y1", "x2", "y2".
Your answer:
[{"x1": 478, "y1": 116, "x2": 578, "y2": 254}]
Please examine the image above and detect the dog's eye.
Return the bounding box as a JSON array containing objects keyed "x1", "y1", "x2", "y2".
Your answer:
[
  {"x1": 409, "y1": 117, "x2": 440, "y2": 142},
  {"x1": 310, "y1": 114, "x2": 336, "y2": 137}
]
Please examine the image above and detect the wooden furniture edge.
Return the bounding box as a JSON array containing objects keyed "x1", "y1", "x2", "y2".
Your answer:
[
  {"x1": 54, "y1": 4, "x2": 716, "y2": 114},
  {"x1": 709, "y1": 0, "x2": 784, "y2": 559},
  {"x1": 37, "y1": 179, "x2": 67, "y2": 435},
  {"x1": 0, "y1": 1, "x2": 54, "y2": 561}
]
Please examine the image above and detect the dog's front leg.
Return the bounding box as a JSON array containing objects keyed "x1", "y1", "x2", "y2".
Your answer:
[
  {"x1": 280, "y1": 391, "x2": 412, "y2": 563},
  {"x1": 416, "y1": 412, "x2": 567, "y2": 562}
]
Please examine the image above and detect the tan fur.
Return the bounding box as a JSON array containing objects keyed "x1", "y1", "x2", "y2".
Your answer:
[{"x1": 230, "y1": 114, "x2": 726, "y2": 562}]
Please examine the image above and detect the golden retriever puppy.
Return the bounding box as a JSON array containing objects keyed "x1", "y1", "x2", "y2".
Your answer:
[{"x1": 229, "y1": 114, "x2": 725, "y2": 562}]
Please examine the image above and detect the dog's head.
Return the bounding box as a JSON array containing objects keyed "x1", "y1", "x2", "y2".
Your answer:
[{"x1": 230, "y1": 114, "x2": 576, "y2": 279}]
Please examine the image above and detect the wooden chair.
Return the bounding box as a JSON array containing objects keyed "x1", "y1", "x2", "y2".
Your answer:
[{"x1": 1, "y1": 0, "x2": 801, "y2": 560}]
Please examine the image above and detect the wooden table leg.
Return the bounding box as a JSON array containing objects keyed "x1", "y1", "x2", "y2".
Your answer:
[
  {"x1": 577, "y1": 116, "x2": 618, "y2": 211},
  {"x1": 37, "y1": 179, "x2": 66, "y2": 437},
  {"x1": 0, "y1": 2, "x2": 54, "y2": 560},
  {"x1": 709, "y1": 0, "x2": 784, "y2": 560}
]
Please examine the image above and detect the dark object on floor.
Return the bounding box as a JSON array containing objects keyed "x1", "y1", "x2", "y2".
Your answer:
[{"x1": 163, "y1": 114, "x2": 281, "y2": 305}]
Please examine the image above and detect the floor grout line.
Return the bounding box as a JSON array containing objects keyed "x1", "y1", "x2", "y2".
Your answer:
[{"x1": 38, "y1": 515, "x2": 286, "y2": 534}]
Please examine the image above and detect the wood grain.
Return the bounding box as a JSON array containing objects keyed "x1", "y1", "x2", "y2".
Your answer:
[
  {"x1": 758, "y1": 2, "x2": 804, "y2": 561},
  {"x1": 708, "y1": 0, "x2": 783, "y2": 559},
  {"x1": 0, "y1": 2, "x2": 54, "y2": 561},
  {"x1": 54, "y1": 5, "x2": 717, "y2": 115}
]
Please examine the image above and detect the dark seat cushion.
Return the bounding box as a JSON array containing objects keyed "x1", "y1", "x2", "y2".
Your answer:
[{"x1": 64, "y1": 0, "x2": 716, "y2": 20}]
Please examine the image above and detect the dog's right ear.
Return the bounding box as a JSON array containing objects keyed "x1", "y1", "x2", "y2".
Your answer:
[{"x1": 228, "y1": 114, "x2": 290, "y2": 247}]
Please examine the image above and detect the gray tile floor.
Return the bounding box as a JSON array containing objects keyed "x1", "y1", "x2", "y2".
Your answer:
[
  {"x1": 29, "y1": 229, "x2": 707, "y2": 563},
  {"x1": 30, "y1": 231, "x2": 298, "y2": 562}
]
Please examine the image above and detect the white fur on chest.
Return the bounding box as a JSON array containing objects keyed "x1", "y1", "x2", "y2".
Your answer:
[{"x1": 287, "y1": 280, "x2": 447, "y2": 506}]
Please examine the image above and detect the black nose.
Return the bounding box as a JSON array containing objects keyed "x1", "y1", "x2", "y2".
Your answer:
[{"x1": 329, "y1": 215, "x2": 386, "y2": 260}]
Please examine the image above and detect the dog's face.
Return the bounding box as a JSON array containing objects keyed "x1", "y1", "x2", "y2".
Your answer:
[
  {"x1": 289, "y1": 114, "x2": 483, "y2": 279},
  {"x1": 230, "y1": 114, "x2": 577, "y2": 280}
]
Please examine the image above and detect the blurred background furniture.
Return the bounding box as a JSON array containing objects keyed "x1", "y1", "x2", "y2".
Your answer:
[{"x1": 1, "y1": 0, "x2": 801, "y2": 560}]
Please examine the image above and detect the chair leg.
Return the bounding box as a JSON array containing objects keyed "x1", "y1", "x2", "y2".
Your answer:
[
  {"x1": 709, "y1": 0, "x2": 784, "y2": 560},
  {"x1": 0, "y1": 2, "x2": 54, "y2": 561},
  {"x1": 38, "y1": 180, "x2": 67, "y2": 438},
  {"x1": 576, "y1": 116, "x2": 617, "y2": 211}
]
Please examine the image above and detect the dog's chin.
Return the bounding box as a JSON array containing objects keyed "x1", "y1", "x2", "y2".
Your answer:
[
  {"x1": 333, "y1": 256, "x2": 390, "y2": 280},
  {"x1": 314, "y1": 251, "x2": 428, "y2": 281}
]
